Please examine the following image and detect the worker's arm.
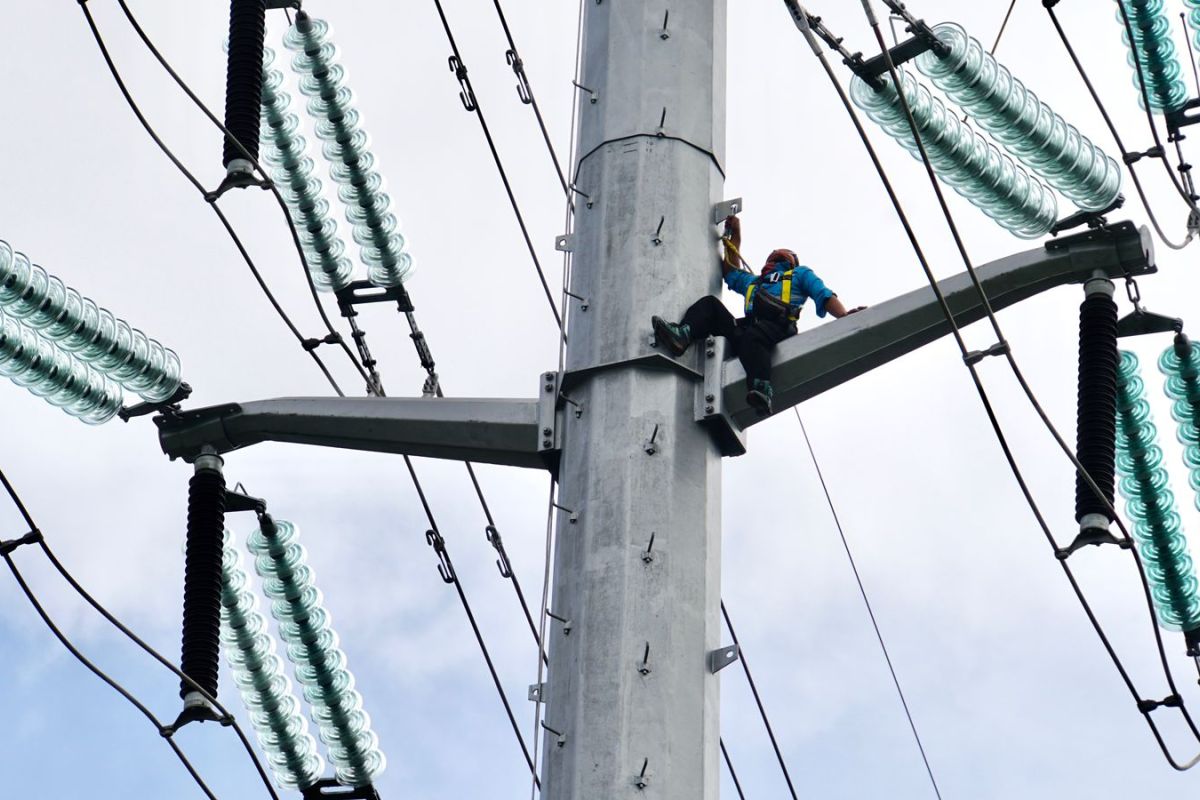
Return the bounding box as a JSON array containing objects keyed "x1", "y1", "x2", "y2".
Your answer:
[
  {"x1": 824, "y1": 296, "x2": 867, "y2": 318},
  {"x1": 720, "y1": 215, "x2": 741, "y2": 277},
  {"x1": 795, "y1": 267, "x2": 866, "y2": 318}
]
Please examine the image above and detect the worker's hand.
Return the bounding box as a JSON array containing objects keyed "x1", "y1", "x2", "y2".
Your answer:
[
  {"x1": 723, "y1": 215, "x2": 741, "y2": 238},
  {"x1": 845, "y1": 305, "x2": 867, "y2": 315}
]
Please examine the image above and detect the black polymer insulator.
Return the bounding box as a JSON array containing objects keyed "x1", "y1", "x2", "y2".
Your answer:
[
  {"x1": 222, "y1": 0, "x2": 267, "y2": 169},
  {"x1": 1075, "y1": 291, "x2": 1119, "y2": 525},
  {"x1": 179, "y1": 466, "x2": 227, "y2": 699}
]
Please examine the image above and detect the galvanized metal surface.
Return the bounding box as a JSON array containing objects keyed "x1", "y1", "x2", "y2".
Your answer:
[
  {"x1": 155, "y1": 396, "x2": 545, "y2": 468},
  {"x1": 540, "y1": 2, "x2": 727, "y2": 797}
]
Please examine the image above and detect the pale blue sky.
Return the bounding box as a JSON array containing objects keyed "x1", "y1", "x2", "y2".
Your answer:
[{"x1": 3, "y1": 1, "x2": 1200, "y2": 798}]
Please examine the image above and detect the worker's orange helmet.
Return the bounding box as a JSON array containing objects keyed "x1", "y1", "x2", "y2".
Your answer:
[{"x1": 762, "y1": 249, "x2": 798, "y2": 276}]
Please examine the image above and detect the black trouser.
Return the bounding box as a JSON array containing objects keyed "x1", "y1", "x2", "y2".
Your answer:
[{"x1": 679, "y1": 295, "x2": 795, "y2": 384}]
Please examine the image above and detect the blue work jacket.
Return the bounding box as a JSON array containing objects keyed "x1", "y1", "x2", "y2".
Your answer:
[{"x1": 724, "y1": 265, "x2": 835, "y2": 319}]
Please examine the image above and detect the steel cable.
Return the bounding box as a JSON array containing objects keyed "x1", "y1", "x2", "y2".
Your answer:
[
  {"x1": 428, "y1": 0, "x2": 564, "y2": 330},
  {"x1": 793, "y1": 409, "x2": 942, "y2": 798}
]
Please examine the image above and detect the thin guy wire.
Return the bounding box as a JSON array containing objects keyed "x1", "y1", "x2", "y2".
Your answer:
[
  {"x1": 0, "y1": 468, "x2": 282, "y2": 799},
  {"x1": 863, "y1": 0, "x2": 1200, "y2": 759},
  {"x1": 793, "y1": 409, "x2": 942, "y2": 798},
  {"x1": 485, "y1": 0, "x2": 574, "y2": 204},
  {"x1": 721, "y1": 602, "x2": 799, "y2": 799},
  {"x1": 1, "y1": 552, "x2": 222, "y2": 800},
  {"x1": 720, "y1": 737, "x2": 748, "y2": 800},
  {"x1": 797, "y1": 0, "x2": 1200, "y2": 768},
  {"x1": 109, "y1": 0, "x2": 373, "y2": 390},
  {"x1": 430, "y1": 0, "x2": 564, "y2": 330},
  {"x1": 529, "y1": 477, "x2": 559, "y2": 800},
  {"x1": 1043, "y1": 4, "x2": 1193, "y2": 250}
]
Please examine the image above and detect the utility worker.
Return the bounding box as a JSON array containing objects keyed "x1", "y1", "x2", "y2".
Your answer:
[{"x1": 652, "y1": 215, "x2": 864, "y2": 415}]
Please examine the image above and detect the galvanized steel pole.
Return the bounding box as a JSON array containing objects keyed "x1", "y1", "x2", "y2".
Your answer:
[{"x1": 539, "y1": 2, "x2": 728, "y2": 797}]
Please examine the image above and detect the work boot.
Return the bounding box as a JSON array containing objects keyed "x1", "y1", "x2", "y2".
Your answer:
[
  {"x1": 746, "y1": 379, "x2": 774, "y2": 416},
  {"x1": 652, "y1": 316, "x2": 692, "y2": 357}
]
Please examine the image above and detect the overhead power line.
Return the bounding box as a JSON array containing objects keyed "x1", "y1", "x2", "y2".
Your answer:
[
  {"x1": 485, "y1": 0, "x2": 573, "y2": 203},
  {"x1": 721, "y1": 601, "x2": 800, "y2": 799},
  {"x1": 429, "y1": 0, "x2": 564, "y2": 330}
]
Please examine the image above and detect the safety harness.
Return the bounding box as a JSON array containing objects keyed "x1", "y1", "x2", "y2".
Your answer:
[{"x1": 744, "y1": 270, "x2": 801, "y2": 322}]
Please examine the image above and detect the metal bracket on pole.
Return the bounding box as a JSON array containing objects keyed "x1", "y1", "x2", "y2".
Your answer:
[
  {"x1": 708, "y1": 645, "x2": 740, "y2": 674},
  {"x1": 694, "y1": 336, "x2": 747, "y2": 457},
  {"x1": 528, "y1": 683, "x2": 547, "y2": 702},
  {"x1": 538, "y1": 372, "x2": 564, "y2": 475},
  {"x1": 556, "y1": 234, "x2": 577, "y2": 253},
  {"x1": 712, "y1": 198, "x2": 743, "y2": 224}
]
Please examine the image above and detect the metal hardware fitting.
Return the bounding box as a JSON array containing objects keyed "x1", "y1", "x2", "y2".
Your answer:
[
  {"x1": 572, "y1": 80, "x2": 598, "y2": 104},
  {"x1": 963, "y1": 340, "x2": 1011, "y2": 366},
  {"x1": 708, "y1": 644, "x2": 740, "y2": 674},
  {"x1": 555, "y1": 234, "x2": 577, "y2": 252},
  {"x1": 644, "y1": 423, "x2": 660, "y2": 455},
  {"x1": 542, "y1": 721, "x2": 568, "y2": 747},
  {"x1": 528, "y1": 683, "x2": 546, "y2": 702},
  {"x1": 641, "y1": 532, "x2": 656, "y2": 563},
  {"x1": 0, "y1": 530, "x2": 43, "y2": 556},
  {"x1": 634, "y1": 758, "x2": 650, "y2": 790},
  {"x1": 552, "y1": 502, "x2": 579, "y2": 524},
  {"x1": 638, "y1": 642, "x2": 652, "y2": 676},
  {"x1": 712, "y1": 198, "x2": 743, "y2": 224},
  {"x1": 547, "y1": 609, "x2": 573, "y2": 635}
]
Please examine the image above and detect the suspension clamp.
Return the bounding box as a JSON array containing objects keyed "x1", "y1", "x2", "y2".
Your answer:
[{"x1": 0, "y1": 530, "x2": 43, "y2": 556}]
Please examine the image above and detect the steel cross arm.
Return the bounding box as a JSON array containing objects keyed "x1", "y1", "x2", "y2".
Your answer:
[
  {"x1": 720, "y1": 222, "x2": 1155, "y2": 433},
  {"x1": 155, "y1": 396, "x2": 550, "y2": 470}
]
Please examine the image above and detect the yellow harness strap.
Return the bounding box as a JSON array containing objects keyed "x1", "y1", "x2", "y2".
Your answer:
[{"x1": 745, "y1": 270, "x2": 798, "y2": 320}]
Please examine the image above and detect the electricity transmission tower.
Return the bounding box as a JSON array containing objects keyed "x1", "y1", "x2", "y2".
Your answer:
[{"x1": 157, "y1": 1, "x2": 1154, "y2": 796}]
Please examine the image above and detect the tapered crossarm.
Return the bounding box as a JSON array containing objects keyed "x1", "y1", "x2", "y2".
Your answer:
[
  {"x1": 156, "y1": 396, "x2": 547, "y2": 468},
  {"x1": 723, "y1": 222, "x2": 1155, "y2": 431}
]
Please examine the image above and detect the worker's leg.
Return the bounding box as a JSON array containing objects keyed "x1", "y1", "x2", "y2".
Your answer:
[
  {"x1": 652, "y1": 295, "x2": 736, "y2": 356},
  {"x1": 679, "y1": 295, "x2": 738, "y2": 340},
  {"x1": 738, "y1": 318, "x2": 795, "y2": 415}
]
